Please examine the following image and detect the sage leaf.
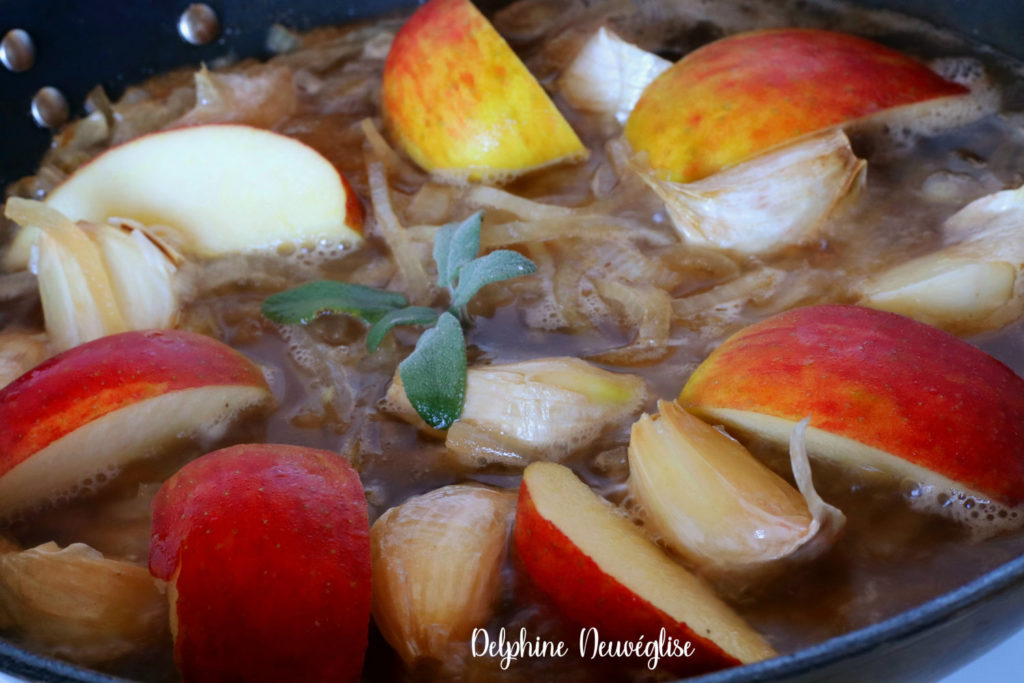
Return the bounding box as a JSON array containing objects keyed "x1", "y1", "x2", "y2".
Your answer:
[
  {"x1": 366, "y1": 306, "x2": 440, "y2": 352},
  {"x1": 261, "y1": 280, "x2": 408, "y2": 325},
  {"x1": 434, "y1": 211, "x2": 483, "y2": 287},
  {"x1": 450, "y1": 250, "x2": 537, "y2": 310},
  {"x1": 398, "y1": 312, "x2": 466, "y2": 429}
]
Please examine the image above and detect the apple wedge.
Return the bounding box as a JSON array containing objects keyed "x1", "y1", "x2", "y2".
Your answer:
[
  {"x1": 681, "y1": 305, "x2": 1024, "y2": 518},
  {"x1": 625, "y1": 29, "x2": 969, "y2": 182},
  {"x1": 0, "y1": 330, "x2": 272, "y2": 518},
  {"x1": 514, "y1": 462, "x2": 775, "y2": 675},
  {"x1": 4, "y1": 124, "x2": 363, "y2": 270},
  {"x1": 382, "y1": 0, "x2": 586, "y2": 182},
  {"x1": 149, "y1": 443, "x2": 371, "y2": 683}
]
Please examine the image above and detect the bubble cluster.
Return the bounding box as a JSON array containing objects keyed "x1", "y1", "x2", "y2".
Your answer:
[
  {"x1": 861, "y1": 56, "x2": 1000, "y2": 154},
  {"x1": 906, "y1": 483, "x2": 1024, "y2": 538}
]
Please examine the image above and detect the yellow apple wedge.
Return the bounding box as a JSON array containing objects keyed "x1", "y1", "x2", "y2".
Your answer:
[
  {"x1": 626, "y1": 29, "x2": 969, "y2": 182},
  {"x1": 514, "y1": 462, "x2": 775, "y2": 675},
  {"x1": 5, "y1": 124, "x2": 363, "y2": 270},
  {"x1": 382, "y1": 0, "x2": 586, "y2": 182}
]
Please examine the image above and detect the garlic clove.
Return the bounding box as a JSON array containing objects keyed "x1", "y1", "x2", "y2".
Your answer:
[
  {"x1": 6, "y1": 199, "x2": 180, "y2": 352},
  {"x1": 90, "y1": 222, "x2": 179, "y2": 331},
  {"x1": 859, "y1": 255, "x2": 1016, "y2": 332},
  {"x1": 628, "y1": 400, "x2": 843, "y2": 573},
  {"x1": 385, "y1": 357, "x2": 648, "y2": 465},
  {"x1": 859, "y1": 183, "x2": 1024, "y2": 334},
  {"x1": 371, "y1": 484, "x2": 515, "y2": 665},
  {"x1": 633, "y1": 129, "x2": 865, "y2": 255},
  {"x1": 560, "y1": 27, "x2": 671, "y2": 125},
  {"x1": 0, "y1": 541, "x2": 167, "y2": 665}
]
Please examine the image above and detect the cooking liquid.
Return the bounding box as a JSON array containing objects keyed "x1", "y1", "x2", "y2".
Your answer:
[{"x1": 6, "y1": 0, "x2": 1024, "y2": 680}]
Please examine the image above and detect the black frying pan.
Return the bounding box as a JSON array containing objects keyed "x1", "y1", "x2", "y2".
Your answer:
[{"x1": 1, "y1": 1, "x2": 1024, "y2": 681}]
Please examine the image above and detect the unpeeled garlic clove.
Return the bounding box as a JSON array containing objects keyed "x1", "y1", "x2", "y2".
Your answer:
[
  {"x1": 858, "y1": 256, "x2": 1016, "y2": 332},
  {"x1": 633, "y1": 129, "x2": 865, "y2": 255},
  {"x1": 5, "y1": 199, "x2": 179, "y2": 352},
  {"x1": 384, "y1": 357, "x2": 648, "y2": 465},
  {"x1": 90, "y1": 222, "x2": 179, "y2": 331},
  {"x1": 0, "y1": 541, "x2": 167, "y2": 665},
  {"x1": 859, "y1": 183, "x2": 1024, "y2": 335},
  {"x1": 371, "y1": 484, "x2": 515, "y2": 665},
  {"x1": 628, "y1": 401, "x2": 843, "y2": 573},
  {"x1": 560, "y1": 27, "x2": 671, "y2": 125}
]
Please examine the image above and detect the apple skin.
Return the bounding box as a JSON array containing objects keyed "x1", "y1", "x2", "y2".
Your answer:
[
  {"x1": 4, "y1": 124, "x2": 363, "y2": 270},
  {"x1": 0, "y1": 329, "x2": 271, "y2": 516},
  {"x1": 382, "y1": 0, "x2": 586, "y2": 181},
  {"x1": 514, "y1": 462, "x2": 774, "y2": 675},
  {"x1": 149, "y1": 443, "x2": 371, "y2": 683},
  {"x1": 625, "y1": 29, "x2": 968, "y2": 182},
  {"x1": 681, "y1": 305, "x2": 1024, "y2": 505}
]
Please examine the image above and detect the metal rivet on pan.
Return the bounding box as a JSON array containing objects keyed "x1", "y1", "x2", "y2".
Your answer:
[
  {"x1": 31, "y1": 87, "x2": 69, "y2": 129},
  {"x1": 178, "y1": 3, "x2": 220, "y2": 46},
  {"x1": 0, "y1": 29, "x2": 35, "y2": 72}
]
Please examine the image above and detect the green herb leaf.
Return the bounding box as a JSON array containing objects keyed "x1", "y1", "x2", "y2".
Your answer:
[
  {"x1": 261, "y1": 280, "x2": 407, "y2": 325},
  {"x1": 398, "y1": 312, "x2": 466, "y2": 429},
  {"x1": 366, "y1": 306, "x2": 440, "y2": 352},
  {"x1": 433, "y1": 211, "x2": 483, "y2": 287},
  {"x1": 450, "y1": 250, "x2": 537, "y2": 310}
]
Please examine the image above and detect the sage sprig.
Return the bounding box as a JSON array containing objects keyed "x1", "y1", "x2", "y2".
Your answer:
[{"x1": 261, "y1": 211, "x2": 536, "y2": 429}]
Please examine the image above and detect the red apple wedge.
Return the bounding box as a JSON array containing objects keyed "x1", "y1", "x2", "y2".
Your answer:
[
  {"x1": 4, "y1": 124, "x2": 364, "y2": 270},
  {"x1": 625, "y1": 29, "x2": 969, "y2": 182},
  {"x1": 681, "y1": 305, "x2": 1024, "y2": 509},
  {"x1": 514, "y1": 462, "x2": 775, "y2": 675},
  {"x1": 382, "y1": 0, "x2": 586, "y2": 182},
  {"x1": 149, "y1": 443, "x2": 371, "y2": 683},
  {"x1": 0, "y1": 329, "x2": 272, "y2": 518}
]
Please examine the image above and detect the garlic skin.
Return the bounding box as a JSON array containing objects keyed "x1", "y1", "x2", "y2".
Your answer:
[
  {"x1": 0, "y1": 541, "x2": 167, "y2": 665},
  {"x1": 634, "y1": 129, "x2": 865, "y2": 255},
  {"x1": 628, "y1": 401, "x2": 843, "y2": 573},
  {"x1": 385, "y1": 357, "x2": 648, "y2": 466},
  {"x1": 560, "y1": 27, "x2": 671, "y2": 125},
  {"x1": 5, "y1": 199, "x2": 179, "y2": 352},
  {"x1": 371, "y1": 485, "x2": 515, "y2": 665},
  {"x1": 859, "y1": 184, "x2": 1024, "y2": 334}
]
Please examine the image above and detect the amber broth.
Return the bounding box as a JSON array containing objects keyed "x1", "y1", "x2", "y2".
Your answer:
[{"x1": 6, "y1": 0, "x2": 1024, "y2": 680}]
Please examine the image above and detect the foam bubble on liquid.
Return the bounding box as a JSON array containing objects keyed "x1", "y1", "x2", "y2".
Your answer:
[
  {"x1": 857, "y1": 56, "x2": 1000, "y2": 155},
  {"x1": 904, "y1": 480, "x2": 1024, "y2": 538}
]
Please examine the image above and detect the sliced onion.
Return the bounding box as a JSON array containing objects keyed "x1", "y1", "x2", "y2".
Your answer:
[
  {"x1": 589, "y1": 280, "x2": 672, "y2": 365},
  {"x1": 366, "y1": 160, "x2": 434, "y2": 305},
  {"x1": 170, "y1": 65, "x2": 297, "y2": 129}
]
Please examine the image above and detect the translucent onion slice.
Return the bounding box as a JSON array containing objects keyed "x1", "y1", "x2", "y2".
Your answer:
[
  {"x1": 0, "y1": 542, "x2": 167, "y2": 665},
  {"x1": 0, "y1": 330, "x2": 48, "y2": 390},
  {"x1": 859, "y1": 183, "x2": 1024, "y2": 334},
  {"x1": 171, "y1": 65, "x2": 297, "y2": 129},
  {"x1": 628, "y1": 401, "x2": 844, "y2": 573},
  {"x1": 385, "y1": 357, "x2": 648, "y2": 466},
  {"x1": 589, "y1": 280, "x2": 672, "y2": 365},
  {"x1": 560, "y1": 27, "x2": 671, "y2": 125},
  {"x1": 633, "y1": 129, "x2": 865, "y2": 255}
]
